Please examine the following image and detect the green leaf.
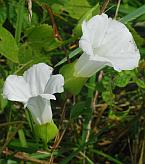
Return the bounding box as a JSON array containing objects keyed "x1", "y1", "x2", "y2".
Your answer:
[
  {"x1": 92, "y1": 149, "x2": 123, "y2": 164},
  {"x1": 18, "y1": 43, "x2": 33, "y2": 64},
  {"x1": 114, "y1": 71, "x2": 132, "y2": 87},
  {"x1": 70, "y1": 102, "x2": 85, "y2": 119},
  {"x1": 8, "y1": 139, "x2": 41, "y2": 152},
  {"x1": 119, "y1": 5, "x2": 136, "y2": 15},
  {"x1": 135, "y1": 79, "x2": 145, "y2": 89},
  {"x1": 0, "y1": 1, "x2": 6, "y2": 25},
  {"x1": 4, "y1": 160, "x2": 18, "y2": 164},
  {"x1": 15, "y1": 0, "x2": 25, "y2": 43},
  {"x1": 0, "y1": 78, "x2": 7, "y2": 113},
  {"x1": 0, "y1": 94, "x2": 7, "y2": 113},
  {"x1": 6, "y1": 0, "x2": 17, "y2": 28},
  {"x1": 120, "y1": 5, "x2": 145, "y2": 24},
  {"x1": 63, "y1": 0, "x2": 91, "y2": 20},
  {"x1": 22, "y1": 11, "x2": 39, "y2": 31},
  {"x1": 0, "y1": 26, "x2": 19, "y2": 63},
  {"x1": 73, "y1": 3, "x2": 100, "y2": 36},
  {"x1": 102, "y1": 76, "x2": 112, "y2": 90},
  {"x1": 36, "y1": 0, "x2": 66, "y2": 6},
  {"x1": 6, "y1": 0, "x2": 39, "y2": 31},
  {"x1": 25, "y1": 24, "x2": 62, "y2": 52},
  {"x1": 108, "y1": 109, "x2": 130, "y2": 122},
  {"x1": 126, "y1": 24, "x2": 145, "y2": 47},
  {"x1": 102, "y1": 91, "x2": 115, "y2": 105}
]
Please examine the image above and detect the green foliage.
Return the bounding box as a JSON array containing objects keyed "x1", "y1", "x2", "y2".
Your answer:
[
  {"x1": 70, "y1": 101, "x2": 90, "y2": 120},
  {"x1": 135, "y1": 79, "x2": 145, "y2": 88},
  {"x1": 25, "y1": 24, "x2": 62, "y2": 52},
  {"x1": 70, "y1": 102, "x2": 85, "y2": 120},
  {"x1": 5, "y1": 0, "x2": 38, "y2": 30},
  {"x1": 63, "y1": 0, "x2": 91, "y2": 20},
  {"x1": 55, "y1": 48, "x2": 82, "y2": 67},
  {"x1": 73, "y1": 3, "x2": 100, "y2": 36},
  {"x1": 0, "y1": 26, "x2": 19, "y2": 63},
  {"x1": 108, "y1": 109, "x2": 130, "y2": 122},
  {"x1": 18, "y1": 43, "x2": 33, "y2": 64},
  {"x1": 37, "y1": 0, "x2": 66, "y2": 6},
  {"x1": 120, "y1": 4, "x2": 145, "y2": 23},
  {"x1": 101, "y1": 75, "x2": 115, "y2": 106},
  {"x1": 0, "y1": 1, "x2": 6, "y2": 24},
  {"x1": 114, "y1": 71, "x2": 132, "y2": 87},
  {"x1": 0, "y1": 0, "x2": 145, "y2": 163},
  {"x1": 0, "y1": 94, "x2": 7, "y2": 113},
  {"x1": 102, "y1": 91, "x2": 115, "y2": 105},
  {"x1": 0, "y1": 70, "x2": 7, "y2": 113},
  {"x1": 127, "y1": 24, "x2": 145, "y2": 47}
]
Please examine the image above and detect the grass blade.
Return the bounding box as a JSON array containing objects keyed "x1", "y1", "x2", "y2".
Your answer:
[
  {"x1": 54, "y1": 48, "x2": 82, "y2": 67},
  {"x1": 120, "y1": 5, "x2": 145, "y2": 24}
]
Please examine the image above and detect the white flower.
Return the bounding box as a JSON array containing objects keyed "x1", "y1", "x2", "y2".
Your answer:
[
  {"x1": 3, "y1": 63, "x2": 64, "y2": 125},
  {"x1": 74, "y1": 13, "x2": 140, "y2": 77}
]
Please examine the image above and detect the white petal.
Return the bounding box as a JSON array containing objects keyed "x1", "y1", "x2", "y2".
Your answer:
[
  {"x1": 93, "y1": 18, "x2": 140, "y2": 71},
  {"x1": 23, "y1": 63, "x2": 53, "y2": 96},
  {"x1": 27, "y1": 95, "x2": 54, "y2": 125},
  {"x1": 74, "y1": 53, "x2": 106, "y2": 77},
  {"x1": 79, "y1": 14, "x2": 109, "y2": 57},
  {"x1": 39, "y1": 94, "x2": 56, "y2": 100},
  {"x1": 87, "y1": 14, "x2": 110, "y2": 48},
  {"x1": 3, "y1": 75, "x2": 31, "y2": 104},
  {"x1": 78, "y1": 13, "x2": 140, "y2": 74},
  {"x1": 44, "y1": 75, "x2": 64, "y2": 94},
  {"x1": 105, "y1": 51, "x2": 140, "y2": 71},
  {"x1": 79, "y1": 21, "x2": 94, "y2": 57}
]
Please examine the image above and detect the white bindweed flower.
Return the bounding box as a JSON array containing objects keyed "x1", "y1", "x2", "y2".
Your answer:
[
  {"x1": 3, "y1": 63, "x2": 64, "y2": 125},
  {"x1": 74, "y1": 13, "x2": 140, "y2": 77}
]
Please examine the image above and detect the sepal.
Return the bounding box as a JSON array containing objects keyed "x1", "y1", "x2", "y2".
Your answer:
[
  {"x1": 34, "y1": 121, "x2": 58, "y2": 144},
  {"x1": 60, "y1": 61, "x2": 88, "y2": 95}
]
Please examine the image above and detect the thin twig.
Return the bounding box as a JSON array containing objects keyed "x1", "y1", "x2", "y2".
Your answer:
[
  {"x1": 83, "y1": 71, "x2": 104, "y2": 164},
  {"x1": 44, "y1": 5, "x2": 62, "y2": 40},
  {"x1": 43, "y1": 4, "x2": 70, "y2": 63},
  {"x1": 49, "y1": 128, "x2": 66, "y2": 164},
  {"x1": 100, "y1": 0, "x2": 110, "y2": 14},
  {"x1": 2, "y1": 149, "x2": 50, "y2": 164},
  {"x1": 114, "y1": 0, "x2": 121, "y2": 19},
  {"x1": 0, "y1": 121, "x2": 26, "y2": 127},
  {"x1": 1, "y1": 124, "x2": 23, "y2": 153},
  {"x1": 139, "y1": 140, "x2": 145, "y2": 164},
  {"x1": 49, "y1": 96, "x2": 71, "y2": 163},
  {"x1": 60, "y1": 98, "x2": 68, "y2": 125},
  {"x1": 86, "y1": 71, "x2": 104, "y2": 142},
  {"x1": 95, "y1": 104, "x2": 108, "y2": 126},
  {"x1": 128, "y1": 137, "x2": 134, "y2": 164},
  {"x1": 86, "y1": 71, "x2": 103, "y2": 142},
  {"x1": 92, "y1": 71, "x2": 104, "y2": 109},
  {"x1": 27, "y1": 0, "x2": 32, "y2": 22}
]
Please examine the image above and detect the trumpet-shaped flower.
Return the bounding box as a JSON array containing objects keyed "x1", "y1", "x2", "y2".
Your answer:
[
  {"x1": 74, "y1": 14, "x2": 140, "y2": 77},
  {"x1": 3, "y1": 63, "x2": 64, "y2": 125}
]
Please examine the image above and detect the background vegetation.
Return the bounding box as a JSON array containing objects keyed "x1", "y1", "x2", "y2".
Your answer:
[{"x1": 0, "y1": 0, "x2": 145, "y2": 163}]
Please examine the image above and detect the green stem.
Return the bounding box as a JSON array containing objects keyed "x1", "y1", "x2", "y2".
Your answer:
[
  {"x1": 25, "y1": 109, "x2": 34, "y2": 132},
  {"x1": 15, "y1": 0, "x2": 25, "y2": 44},
  {"x1": 18, "y1": 129, "x2": 27, "y2": 147},
  {"x1": 25, "y1": 109, "x2": 39, "y2": 143},
  {"x1": 82, "y1": 76, "x2": 95, "y2": 164},
  {"x1": 92, "y1": 149, "x2": 123, "y2": 164},
  {"x1": 114, "y1": 0, "x2": 121, "y2": 19}
]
